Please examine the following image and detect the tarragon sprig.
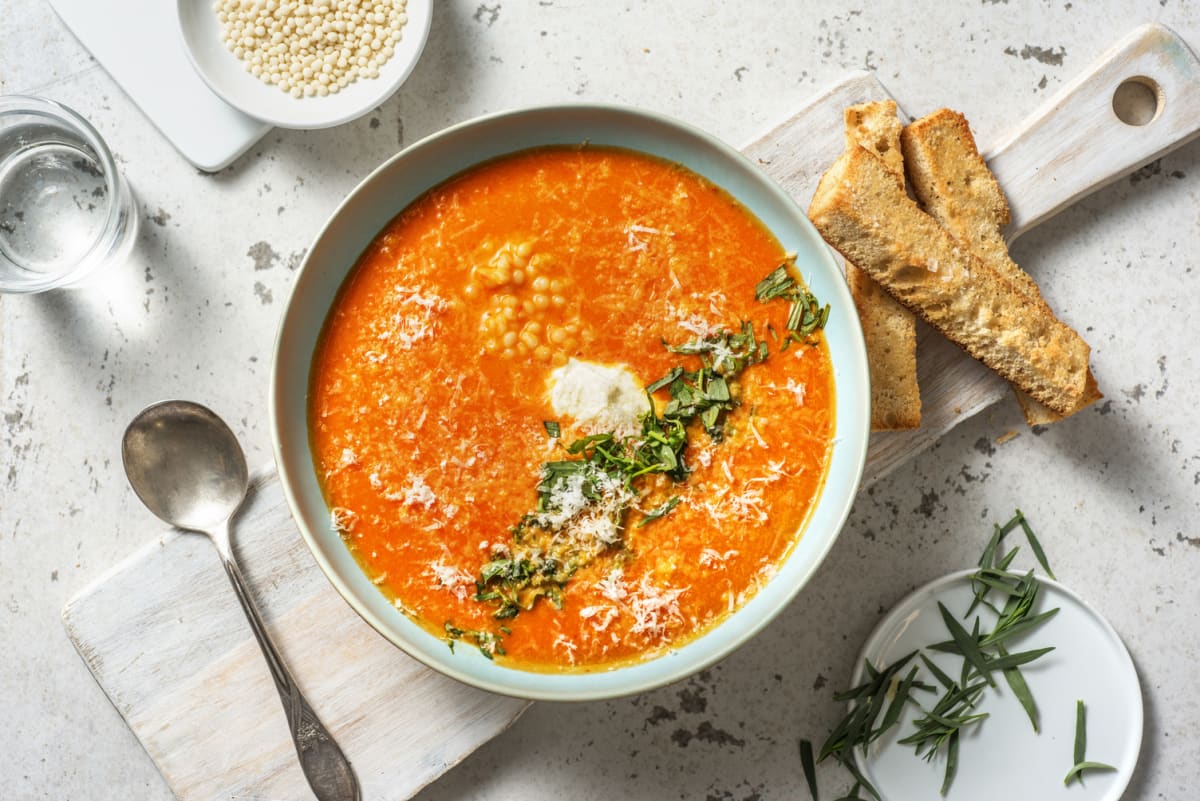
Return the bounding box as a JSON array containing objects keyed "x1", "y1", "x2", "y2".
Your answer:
[{"x1": 801, "y1": 511, "x2": 1061, "y2": 799}]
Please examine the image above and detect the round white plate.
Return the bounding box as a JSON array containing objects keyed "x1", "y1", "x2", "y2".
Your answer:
[
  {"x1": 851, "y1": 569, "x2": 1142, "y2": 801},
  {"x1": 176, "y1": 0, "x2": 432, "y2": 130}
]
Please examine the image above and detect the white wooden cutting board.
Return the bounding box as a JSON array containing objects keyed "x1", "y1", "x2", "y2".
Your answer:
[{"x1": 62, "y1": 24, "x2": 1200, "y2": 801}]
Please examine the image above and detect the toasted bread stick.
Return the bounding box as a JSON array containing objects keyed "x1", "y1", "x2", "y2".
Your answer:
[
  {"x1": 846, "y1": 101, "x2": 906, "y2": 184},
  {"x1": 900, "y1": 109, "x2": 1101, "y2": 423},
  {"x1": 808, "y1": 143, "x2": 1091, "y2": 416},
  {"x1": 843, "y1": 100, "x2": 920, "y2": 430}
]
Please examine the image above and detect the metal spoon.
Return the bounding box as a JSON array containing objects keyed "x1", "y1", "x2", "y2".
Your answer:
[{"x1": 121, "y1": 399, "x2": 360, "y2": 801}]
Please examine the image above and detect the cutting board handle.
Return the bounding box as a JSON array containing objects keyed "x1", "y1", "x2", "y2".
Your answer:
[{"x1": 987, "y1": 23, "x2": 1200, "y2": 242}]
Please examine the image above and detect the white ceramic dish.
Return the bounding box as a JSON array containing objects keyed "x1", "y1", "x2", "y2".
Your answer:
[
  {"x1": 851, "y1": 568, "x2": 1142, "y2": 801},
  {"x1": 270, "y1": 104, "x2": 870, "y2": 701},
  {"x1": 175, "y1": 0, "x2": 432, "y2": 130}
]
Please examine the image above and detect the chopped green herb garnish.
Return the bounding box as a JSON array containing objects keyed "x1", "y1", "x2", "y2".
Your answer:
[
  {"x1": 664, "y1": 319, "x2": 768, "y2": 379},
  {"x1": 473, "y1": 265, "x2": 827, "y2": 625},
  {"x1": 444, "y1": 622, "x2": 507, "y2": 659},
  {"x1": 1063, "y1": 700, "x2": 1117, "y2": 785},
  {"x1": 646, "y1": 366, "x2": 683, "y2": 394},
  {"x1": 755, "y1": 258, "x2": 830, "y2": 347},
  {"x1": 754, "y1": 264, "x2": 797, "y2": 301},
  {"x1": 637, "y1": 496, "x2": 681, "y2": 527}
]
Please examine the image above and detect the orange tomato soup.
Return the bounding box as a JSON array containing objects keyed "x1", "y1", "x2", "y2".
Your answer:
[{"x1": 310, "y1": 146, "x2": 834, "y2": 671}]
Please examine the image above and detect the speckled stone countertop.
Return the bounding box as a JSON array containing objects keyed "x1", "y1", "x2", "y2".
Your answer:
[{"x1": 3, "y1": 2, "x2": 1198, "y2": 799}]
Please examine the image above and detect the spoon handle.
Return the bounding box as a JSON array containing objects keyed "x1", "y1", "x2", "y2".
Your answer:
[{"x1": 211, "y1": 521, "x2": 361, "y2": 801}]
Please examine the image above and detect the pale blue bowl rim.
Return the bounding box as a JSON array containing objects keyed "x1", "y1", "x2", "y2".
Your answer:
[{"x1": 269, "y1": 102, "x2": 870, "y2": 702}]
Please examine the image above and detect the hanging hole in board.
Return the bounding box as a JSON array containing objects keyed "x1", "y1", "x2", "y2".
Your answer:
[{"x1": 1112, "y1": 77, "x2": 1162, "y2": 126}]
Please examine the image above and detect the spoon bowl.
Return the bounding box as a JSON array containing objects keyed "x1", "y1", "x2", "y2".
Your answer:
[{"x1": 122, "y1": 400, "x2": 249, "y2": 532}]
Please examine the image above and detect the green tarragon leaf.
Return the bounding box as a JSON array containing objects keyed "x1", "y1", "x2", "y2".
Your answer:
[{"x1": 637, "y1": 496, "x2": 681, "y2": 527}]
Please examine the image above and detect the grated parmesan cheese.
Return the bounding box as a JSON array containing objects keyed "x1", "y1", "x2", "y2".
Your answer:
[
  {"x1": 533, "y1": 463, "x2": 634, "y2": 555},
  {"x1": 673, "y1": 309, "x2": 721, "y2": 338},
  {"x1": 624, "y1": 223, "x2": 663, "y2": 253},
  {"x1": 587, "y1": 570, "x2": 687, "y2": 640},
  {"x1": 378, "y1": 285, "x2": 448, "y2": 350},
  {"x1": 426, "y1": 559, "x2": 474, "y2": 600},
  {"x1": 553, "y1": 634, "x2": 580, "y2": 663},
  {"x1": 784, "y1": 378, "x2": 807, "y2": 405},
  {"x1": 747, "y1": 415, "x2": 770, "y2": 448},
  {"x1": 579, "y1": 604, "x2": 619, "y2": 632},
  {"x1": 699, "y1": 548, "x2": 739, "y2": 567},
  {"x1": 387, "y1": 474, "x2": 438, "y2": 509},
  {"x1": 329, "y1": 506, "x2": 357, "y2": 536},
  {"x1": 628, "y1": 575, "x2": 686, "y2": 639},
  {"x1": 597, "y1": 568, "x2": 628, "y2": 603},
  {"x1": 704, "y1": 291, "x2": 728, "y2": 319},
  {"x1": 746, "y1": 460, "x2": 792, "y2": 487},
  {"x1": 702, "y1": 483, "x2": 768, "y2": 525}
]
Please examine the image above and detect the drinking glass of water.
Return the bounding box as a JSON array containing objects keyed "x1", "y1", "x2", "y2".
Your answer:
[{"x1": 0, "y1": 96, "x2": 138, "y2": 293}]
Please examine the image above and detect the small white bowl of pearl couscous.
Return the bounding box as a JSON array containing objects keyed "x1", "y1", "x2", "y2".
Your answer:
[{"x1": 177, "y1": 0, "x2": 432, "y2": 129}]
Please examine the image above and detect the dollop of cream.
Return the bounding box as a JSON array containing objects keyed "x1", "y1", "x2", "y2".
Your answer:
[{"x1": 549, "y1": 359, "x2": 650, "y2": 437}]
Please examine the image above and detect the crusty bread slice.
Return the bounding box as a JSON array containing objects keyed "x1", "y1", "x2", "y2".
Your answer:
[
  {"x1": 1014, "y1": 371, "x2": 1101, "y2": 424},
  {"x1": 846, "y1": 101, "x2": 906, "y2": 184},
  {"x1": 847, "y1": 267, "x2": 920, "y2": 429},
  {"x1": 900, "y1": 110, "x2": 1038, "y2": 299},
  {"x1": 807, "y1": 143, "x2": 1091, "y2": 416},
  {"x1": 901, "y1": 109, "x2": 1101, "y2": 423},
  {"x1": 843, "y1": 100, "x2": 920, "y2": 430}
]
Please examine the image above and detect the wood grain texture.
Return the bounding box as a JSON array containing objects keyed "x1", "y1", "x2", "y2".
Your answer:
[
  {"x1": 62, "y1": 26, "x2": 1200, "y2": 799},
  {"x1": 987, "y1": 23, "x2": 1200, "y2": 242}
]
